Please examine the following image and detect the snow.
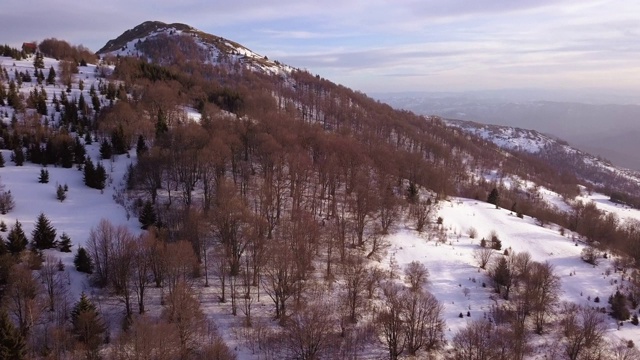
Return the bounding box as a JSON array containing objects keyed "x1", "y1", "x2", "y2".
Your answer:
[{"x1": 385, "y1": 198, "x2": 639, "y2": 351}]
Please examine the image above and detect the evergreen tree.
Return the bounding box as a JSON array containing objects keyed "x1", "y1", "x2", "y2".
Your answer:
[
  {"x1": 111, "y1": 125, "x2": 127, "y2": 154},
  {"x1": 59, "y1": 139, "x2": 73, "y2": 168},
  {"x1": 12, "y1": 146, "x2": 24, "y2": 166},
  {"x1": 0, "y1": 152, "x2": 5, "y2": 167},
  {"x1": 0, "y1": 221, "x2": 6, "y2": 232},
  {"x1": 0, "y1": 234, "x2": 6, "y2": 256},
  {"x1": 73, "y1": 137, "x2": 86, "y2": 164},
  {"x1": 71, "y1": 293, "x2": 105, "y2": 353},
  {"x1": 33, "y1": 52, "x2": 44, "y2": 69},
  {"x1": 94, "y1": 162, "x2": 107, "y2": 190},
  {"x1": 31, "y1": 212, "x2": 57, "y2": 250},
  {"x1": 74, "y1": 247, "x2": 93, "y2": 273},
  {"x1": 0, "y1": 309, "x2": 26, "y2": 360},
  {"x1": 610, "y1": 290, "x2": 631, "y2": 321},
  {"x1": 99, "y1": 138, "x2": 112, "y2": 160},
  {"x1": 46, "y1": 66, "x2": 56, "y2": 85},
  {"x1": 487, "y1": 188, "x2": 500, "y2": 208},
  {"x1": 6, "y1": 220, "x2": 27, "y2": 254},
  {"x1": 83, "y1": 158, "x2": 95, "y2": 188},
  {"x1": 139, "y1": 201, "x2": 157, "y2": 230},
  {"x1": 38, "y1": 168, "x2": 49, "y2": 183},
  {"x1": 136, "y1": 135, "x2": 148, "y2": 157},
  {"x1": 58, "y1": 232, "x2": 72, "y2": 252},
  {"x1": 56, "y1": 184, "x2": 66, "y2": 202}
]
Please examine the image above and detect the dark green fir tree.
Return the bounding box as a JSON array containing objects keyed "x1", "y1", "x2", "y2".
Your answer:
[
  {"x1": 74, "y1": 247, "x2": 93, "y2": 273},
  {"x1": 58, "y1": 232, "x2": 72, "y2": 252},
  {"x1": 0, "y1": 309, "x2": 26, "y2": 359},
  {"x1": 6, "y1": 220, "x2": 27, "y2": 255},
  {"x1": 139, "y1": 201, "x2": 157, "y2": 230},
  {"x1": 31, "y1": 212, "x2": 57, "y2": 250}
]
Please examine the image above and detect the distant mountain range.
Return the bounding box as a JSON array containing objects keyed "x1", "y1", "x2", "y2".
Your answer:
[{"x1": 376, "y1": 92, "x2": 640, "y2": 170}]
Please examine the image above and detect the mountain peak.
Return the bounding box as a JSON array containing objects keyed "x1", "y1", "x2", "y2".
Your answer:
[{"x1": 97, "y1": 20, "x2": 292, "y2": 75}]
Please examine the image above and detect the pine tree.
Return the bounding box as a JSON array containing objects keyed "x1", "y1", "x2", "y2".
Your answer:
[
  {"x1": 33, "y1": 52, "x2": 44, "y2": 69},
  {"x1": 0, "y1": 152, "x2": 5, "y2": 167},
  {"x1": 94, "y1": 162, "x2": 107, "y2": 190},
  {"x1": 487, "y1": 188, "x2": 500, "y2": 208},
  {"x1": 38, "y1": 168, "x2": 49, "y2": 183},
  {"x1": 12, "y1": 146, "x2": 24, "y2": 166},
  {"x1": 71, "y1": 293, "x2": 105, "y2": 351},
  {"x1": 74, "y1": 247, "x2": 93, "y2": 273},
  {"x1": 136, "y1": 135, "x2": 147, "y2": 157},
  {"x1": 56, "y1": 184, "x2": 66, "y2": 202},
  {"x1": 6, "y1": 220, "x2": 27, "y2": 255},
  {"x1": 0, "y1": 221, "x2": 6, "y2": 232},
  {"x1": 0, "y1": 234, "x2": 6, "y2": 256},
  {"x1": 111, "y1": 125, "x2": 127, "y2": 154},
  {"x1": 0, "y1": 309, "x2": 26, "y2": 359},
  {"x1": 99, "y1": 138, "x2": 112, "y2": 160},
  {"x1": 139, "y1": 201, "x2": 157, "y2": 230},
  {"x1": 58, "y1": 232, "x2": 72, "y2": 252},
  {"x1": 73, "y1": 137, "x2": 86, "y2": 164},
  {"x1": 46, "y1": 66, "x2": 56, "y2": 85},
  {"x1": 83, "y1": 158, "x2": 95, "y2": 188},
  {"x1": 610, "y1": 290, "x2": 631, "y2": 321},
  {"x1": 31, "y1": 212, "x2": 57, "y2": 250}
]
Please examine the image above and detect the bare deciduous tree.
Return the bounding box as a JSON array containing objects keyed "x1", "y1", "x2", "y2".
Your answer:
[
  {"x1": 473, "y1": 247, "x2": 493, "y2": 270},
  {"x1": 404, "y1": 261, "x2": 429, "y2": 292},
  {"x1": 561, "y1": 304, "x2": 606, "y2": 360}
]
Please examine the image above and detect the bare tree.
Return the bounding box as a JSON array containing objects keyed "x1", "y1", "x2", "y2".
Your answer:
[
  {"x1": 109, "y1": 226, "x2": 137, "y2": 320},
  {"x1": 87, "y1": 218, "x2": 116, "y2": 287},
  {"x1": 341, "y1": 255, "x2": 368, "y2": 323},
  {"x1": 7, "y1": 263, "x2": 43, "y2": 337},
  {"x1": 473, "y1": 247, "x2": 493, "y2": 270},
  {"x1": 526, "y1": 261, "x2": 560, "y2": 334},
  {"x1": 404, "y1": 261, "x2": 429, "y2": 292},
  {"x1": 112, "y1": 315, "x2": 180, "y2": 360},
  {"x1": 402, "y1": 289, "x2": 444, "y2": 355},
  {"x1": 452, "y1": 319, "x2": 495, "y2": 360},
  {"x1": 376, "y1": 283, "x2": 406, "y2": 360},
  {"x1": 561, "y1": 304, "x2": 606, "y2": 360},
  {"x1": 162, "y1": 280, "x2": 207, "y2": 358},
  {"x1": 133, "y1": 233, "x2": 152, "y2": 314},
  {"x1": 39, "y1": 255, "x2": 66, "y2": 312},
  {"x1": 282, "y1": 299, "x2": 336, "y2": 359}
]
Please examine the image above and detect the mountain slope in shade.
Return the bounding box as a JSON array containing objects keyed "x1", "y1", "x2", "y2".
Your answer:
[{"x1": 97, "y1": 20, "x2": 293, "y2": 74}]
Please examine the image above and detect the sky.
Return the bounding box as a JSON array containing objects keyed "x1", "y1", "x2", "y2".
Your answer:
[{"x1": 2, "y1": 0, "x2": 640, "y2": 95}]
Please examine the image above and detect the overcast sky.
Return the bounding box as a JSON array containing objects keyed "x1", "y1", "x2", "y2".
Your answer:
[{"x1": 2, "y1": 0, "x2": 639, "y2": 95}]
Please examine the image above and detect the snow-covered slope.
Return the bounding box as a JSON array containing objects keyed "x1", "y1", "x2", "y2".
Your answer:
[{"x1": 385, "y1": 198, "x2": 639, "y2": 355}]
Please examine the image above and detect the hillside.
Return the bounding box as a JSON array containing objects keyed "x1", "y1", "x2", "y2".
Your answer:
[
  {"x1": 447, "y1": 118, "x2": 640, "y2": 208},
  {"x1": 97, "y1": 20, "x2": 292, "y2": 74},
  {"x1": 1, "y1": 22, "x2": 640, "y2": 359}
]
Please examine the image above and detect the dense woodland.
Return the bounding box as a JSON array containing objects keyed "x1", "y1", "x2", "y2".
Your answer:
[{"x1": 0, "y1": 34, "x2": 639, "y2": 359}]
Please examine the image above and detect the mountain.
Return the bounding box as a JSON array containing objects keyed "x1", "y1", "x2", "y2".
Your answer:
[
  {"x1": 97, "y1": 20, "x2": 292, "y2": 74},
  {"x1": 3, "y1": 21, "x2": 640, "y2": 358},
  {"x1": 376, "y1": 91, "x2": 640, "y2": 170},
  {"x1": 446, "y1": 118, "x2": 640, "y2": 206}
]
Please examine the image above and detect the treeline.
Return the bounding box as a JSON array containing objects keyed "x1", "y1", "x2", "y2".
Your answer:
[{"x1": 38, "y1": 38, "x2": 97, "y2": 65}]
